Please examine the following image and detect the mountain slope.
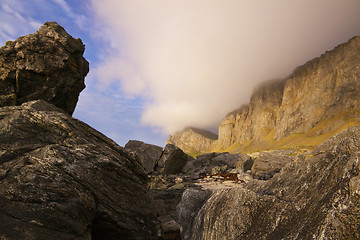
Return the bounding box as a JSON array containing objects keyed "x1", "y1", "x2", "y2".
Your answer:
[{"x1": 168, "y1": 36, "x2": 360, "y2": 154}]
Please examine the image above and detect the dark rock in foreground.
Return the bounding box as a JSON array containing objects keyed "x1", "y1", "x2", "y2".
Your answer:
[
  {"x1": 0, "y1": 22, "x2": 89, "y2": 115},
  {"x1": 125, "y1": 140, "x2": 163, "y2": 174},
  {"x1": 181, "y1": 127, "x2": 360, "y2": 239},
  {"x1": 156, "y1": 144, "x2": 192, "y2": 175},
  {"x1": 0, "y1": 100, "x2": 160, "y2": 239}
]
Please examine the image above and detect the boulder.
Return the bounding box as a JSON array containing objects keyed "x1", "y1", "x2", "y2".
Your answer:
[
  {"x1": 156, "y1": 144, "x2": 192, "y2": 175},
  {"x1": 181, "y1": 127, "x2": 360, "y2": 239},
  {"x1": 0, "y1": 100, "x2": 160, "y2": 239},
  {"x1": 176, "y1": 188, "x2": 212, "y2": 240},
  {"x1": 125, "y1": 140, "x2": 163, "y2": 173},
  {"x1": 251, "y1": 151, "x2": 294, "y2": 180},
  {"x1": 182, "y1": 152, "x2": 252, "y2": 177},
  {"x1": 0, "y1": 22, "x2": 89, "y2": 115}
]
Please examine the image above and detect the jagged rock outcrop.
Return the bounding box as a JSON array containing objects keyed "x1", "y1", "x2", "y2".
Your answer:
[
  {"x1": 124, "y1": 140, "x2": 163, "y2": 174},
  {"x1": 0, "y1": 22, "x2": 89, "y2": 115},
  {"x1": 166, "y1": 127, "x2": 218, "y2": 155},
  {"x1": 0, "y1": 100, "x2": 160, "y2": 239},
  {"x1": 180, "y1": 126, "x2": 360, "y2": 239}
]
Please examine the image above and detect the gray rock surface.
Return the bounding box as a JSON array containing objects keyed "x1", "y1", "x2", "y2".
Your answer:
[
  {"x1": 176, "y1": 188, "x2": 212, "y2": 240},
  {"x1": 156, "y1": 144, "x2": 192, "y2": 175},
  {"x1": 0, "y1": 22, "x2": 89, "y2": 115},
  {"x1": 182, "y1": 126, "x2": 360, "y2": 239},
  {"x1": 182, "y1": 152, "x2": 252, "y2": 177},
  {"x1": 0, "y1": 100, "x2": 160, "y2": 240},
  {"x1": 251, "y1": 151, "x2": 294, "y2": 180},
  {"x1": 125, "y1": 140, "x2": 163, "y2": 173}
]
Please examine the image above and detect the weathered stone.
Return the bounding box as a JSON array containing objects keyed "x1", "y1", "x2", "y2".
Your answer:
[
  {"x1": 176, "y1": 188, "x2": 212, "y2": 240},
  {"x1": 182, "y1": 127, "x2": 360, "y2": 239},
  {"x1": 125, "y1": 140, "x2": 163, "y2": 173},
  {"x1": 251, "y1": 151, "x2": 294, "y2": 179},
  {"x1": 182, "y1": 152, "x2": 252, "y2": 177},
  {"x1": 156, "y1": 144, "x2": 192, "y2": 175},
  {"x1": 0, "y1": 22, "x2": 89, "y2": 115},
  {"x1": 0, "y1": 100, "x2": 160, "y2": 239}
]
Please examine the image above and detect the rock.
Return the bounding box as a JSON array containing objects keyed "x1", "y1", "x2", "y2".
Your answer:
[
  {"x1": 125, "y1": 140, "x2": 163, "y2": 173},
  {"x1": 176, "y1": 188, "x2": 212, "y2": 240},
  {"x1": 181, "y1": 126, "x2": 360, "y2": 239},
  {"x1": 0, "y1": 22, "x2": 89, "y2": 115},
  {"x1": 166, "y1": 127, "x2": 218, "y2": 155},
  {"x1": 213, "y1": 153, "x2": 253, "y2": 172},
  {"x1": 156, "y1": 144, "x2": 192, "y2": 175},
  {"x1": 251, "y1": 151, "x2": 294, "y2": 179},
  {"x1": 0, "y1": 100, "x2": 160, "y2": 239},
  {"x1": 182, "y1": 152, "x2": 252, "y2": 177}
]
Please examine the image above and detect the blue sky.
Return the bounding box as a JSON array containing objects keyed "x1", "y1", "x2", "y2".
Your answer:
[{"x1": 1, "y1": 0, "x2": 360, "y2": 147}]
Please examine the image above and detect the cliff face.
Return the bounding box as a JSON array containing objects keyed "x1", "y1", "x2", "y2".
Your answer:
[
  {"x1": 166, "y1": 127, "x2": 218, "y2": 155},
  {"x1": 218, "y1": 36, "x2": 360, "y2": 152},
  {"x1": 168, "y1": 36, "x2": 360, "y2": 154}
]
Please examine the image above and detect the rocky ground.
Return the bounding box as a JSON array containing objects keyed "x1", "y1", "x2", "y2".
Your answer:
[{"x1": 125, "y1": 141, "x2": 316, "y2": 239}]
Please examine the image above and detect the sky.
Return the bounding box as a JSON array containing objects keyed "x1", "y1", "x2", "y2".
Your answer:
[{"x1": 1, "y1": 0, "x2": 360, "y2": 147}]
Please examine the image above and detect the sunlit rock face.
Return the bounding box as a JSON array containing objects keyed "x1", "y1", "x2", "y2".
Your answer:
[
  {"x1": 181, "y1": 127, "x2": 360, "y2": 239},
  {"x1": 0, "y1": 22, "x2": 89, "y2": 115},
  {"x1": 218, "y1": 36, "x2": 360, "y2": 151},
  {"x1": 166, "y1": 127, "x2": 218, "y2": 155},
  {"x1": 169, "y1": 36, "x2": 360, "y2": 154}
]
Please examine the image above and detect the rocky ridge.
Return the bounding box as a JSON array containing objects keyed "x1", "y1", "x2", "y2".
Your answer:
[{"x1": 168, "y1": 36, "x2": 360, "y2": 154}]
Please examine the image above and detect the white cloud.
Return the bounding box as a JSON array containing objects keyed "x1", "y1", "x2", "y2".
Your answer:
[{"x1": 89, "y1": 0, "x2": 360, "y2": 134}]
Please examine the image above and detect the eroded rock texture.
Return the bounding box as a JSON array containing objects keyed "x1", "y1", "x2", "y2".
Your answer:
[
  {"x1": 0, "y1": 22, "x2": 89, "y2": 115},
  {"x1": 0, "y1": 100, "x2": 160, "y2": 239},
  {"x1": 183, "y1": 127, "x2": 360, "y2": 239}
]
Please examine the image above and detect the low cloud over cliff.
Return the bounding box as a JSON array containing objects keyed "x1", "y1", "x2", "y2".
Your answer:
[{"x1": 90, "y1": 0, "x2": 360, "y2": 134}]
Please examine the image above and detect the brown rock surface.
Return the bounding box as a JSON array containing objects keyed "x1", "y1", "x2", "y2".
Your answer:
[{"x1": 0, "y1": 22, "x2": 89, "y2": 115}]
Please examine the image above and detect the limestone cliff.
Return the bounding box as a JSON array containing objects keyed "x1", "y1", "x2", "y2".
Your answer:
[
  {"x1": 218, "y1": 35, "x2": 360, "y2": 152},
  {"x1": 166, "y1": 127, "x2": 218, "y2": 155},
  {"x1": 169, "y1": 36, "x2": 360, "y2": 154}
]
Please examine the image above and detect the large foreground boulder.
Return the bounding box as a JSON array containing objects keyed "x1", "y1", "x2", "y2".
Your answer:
[
  {"x1": 0, "y1": 100, "x2": 160, "y2": 239},
  {"x1": 0, "y1": 22, "x2": 89, "y2": 115},
  {"x1": 181, "y1": 126, "x2": 360, "y2": 239}
]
